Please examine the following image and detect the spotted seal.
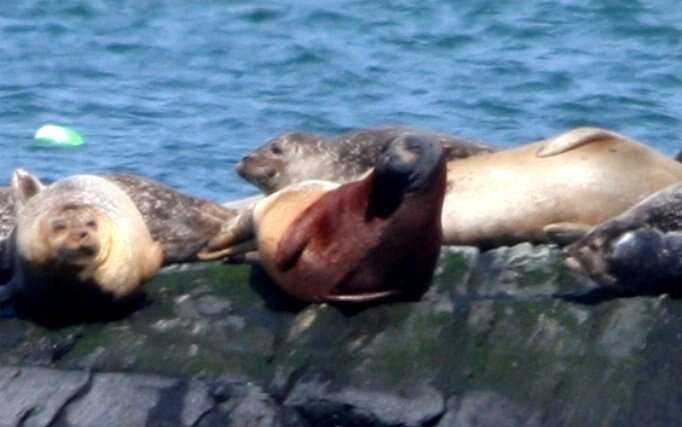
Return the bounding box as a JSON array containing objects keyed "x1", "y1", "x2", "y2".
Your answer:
[
  {"x1": 564, "y1": 180, "x2": 682, "y2": 294},
  {"x1": 236, "y1": 127, "x2": 495, "y2": 193}
]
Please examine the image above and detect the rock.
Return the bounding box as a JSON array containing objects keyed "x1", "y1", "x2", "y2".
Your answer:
[
  {"x1": 1, "y1": 243, "x2": 682, "y2": 426},
  {"x1": 0, "y1": 367, "x2": 89, "y2": 427},
  {"x1": 284, "y1": 375, "x2": 444, "y2": 427}
]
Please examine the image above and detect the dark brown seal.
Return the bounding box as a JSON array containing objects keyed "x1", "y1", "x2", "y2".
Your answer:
[
  {"x1": 236, "y1": 127, "x2": 495, "y2": 193},
  {"x1": 564, "y1": 181, "x2": 682, "y2": 294},
  {"x1": 248, "y1": 134, "x2": 446, "y2": 303}
]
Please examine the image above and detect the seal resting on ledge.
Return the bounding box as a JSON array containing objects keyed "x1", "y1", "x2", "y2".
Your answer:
[
  {"x1": 204, "y1": 134, "x2": 446, "y2": 303},
  {"x1": 236, "y1": 126, "x2": 495, "y2": 193},
  {"x1": 0, "y1": 170, "x2": 163, "y2": 321},
  {"x1": 440, "y1": 127, "x2": 682, "y2": 247},
  {"x1": 564, "y1": 180, "x2": 682, "y2": 295}
]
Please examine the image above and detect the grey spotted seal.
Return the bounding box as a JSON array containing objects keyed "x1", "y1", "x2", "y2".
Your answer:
[
  {"x1": 564, "y1": 181, "x2": 682, "y2": 294},
  {"x1": 0, "y1": 170, "x2": 164, "y2": 316},
  {"x1": 209, "y1": 135, "x2": 446, "y2": 303},
  {"x1": 236, "y1": 127, "x2": 496, "y2": 193}
]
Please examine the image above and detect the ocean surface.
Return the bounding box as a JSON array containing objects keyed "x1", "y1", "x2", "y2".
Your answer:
[{"x1": 1, "y1": 0, "x2": 681, "y2": 200}]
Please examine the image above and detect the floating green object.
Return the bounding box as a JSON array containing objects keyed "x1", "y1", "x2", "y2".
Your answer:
[{"x1": 34, "y1": 124, "x2": 85, "y2": 146}]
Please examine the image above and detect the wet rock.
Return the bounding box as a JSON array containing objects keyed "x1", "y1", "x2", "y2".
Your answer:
[
  {"x1": 284, "y1": 374, "x2": 444, "y2": 427},
  {"x1": 1, "y1": 243, "x2": 682, "y2": 426},
  {"x1": 437, "y1": 392, "x2": 542, "y2": 427},
  {"x1": 0, "y1": 367, "x2": 90, "y2": 427}
]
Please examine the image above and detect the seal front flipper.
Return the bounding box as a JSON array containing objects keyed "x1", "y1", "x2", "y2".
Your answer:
[
  {"x1": 536, "y1": 127, "x2": 628, "y2": 158},
  {"x1": 544, "y1": 222, "x2": 592, "y2": 245},
  {"x1": 197, "y1": 208, "x2": 257, "y2": 260},
  {"x1": 324, "y1": 289, "x2": 401, "y2": 303},
  {"x1": 274, "y1": 211, "x2": 319, "y2": 271}
]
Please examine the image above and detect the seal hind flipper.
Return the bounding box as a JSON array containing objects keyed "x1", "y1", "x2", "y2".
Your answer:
[
  {"x1": 197, "y1": 208, "x2": 257, "y2": 260},
  {"x1": 544, "y1": 222, "x2": 592, "y2": 245},
  {"x1": 536, "y1": 127, "x2": 628, "y2": 158}
]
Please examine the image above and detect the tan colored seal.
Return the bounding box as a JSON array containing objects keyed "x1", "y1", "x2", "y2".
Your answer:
[
  {"x1": 4, "y1": 169, "x2": 163, "y2": 307},
  {"x1": 441, "y1": 127, "x2": 682, "y2": 247}
]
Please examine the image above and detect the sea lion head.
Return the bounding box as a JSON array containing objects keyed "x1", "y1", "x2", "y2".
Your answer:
[
  {"x1": 374, "y1": 134, "x2": 445, "y2": 194},
  {"x1": 236, "y1": 132, "x2": 336, "y2": 193}
]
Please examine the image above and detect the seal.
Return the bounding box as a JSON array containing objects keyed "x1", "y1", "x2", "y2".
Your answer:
[
  {"x1": 0, "y1": 169, "x2": 164, "y2": 320},
  {"x1": 236, "y1": 127, "x2": 495, "y2": 193},
  {"x1": 563, "y1": 181, "x2": 682, "y2": 294},
  {"x1": 209, "y1": 135, "x2": 447, "y2": 303},
  {"x1": 0, "y1": 173, "x2": 242, "y2": 269},
  {"x1": 103, "y1": 174, "x2": 240, "y2": 264},
  {"x1": 440, "y1": 127, "x2": 682, "y2": 247}
]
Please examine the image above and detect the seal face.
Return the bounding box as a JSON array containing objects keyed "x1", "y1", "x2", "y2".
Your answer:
[
  {"x1": 253, "y1": 134, "x2": 447, "y2": 303},
  {"x1": 4, "y1": 169, "x2": 164, "y2": 322},
  {"x1": 564, "y1": 181, "x2": 682, "y2": 294},
  {"x1": 236, "y1": 127, "x2": 494, "y2": 194}
]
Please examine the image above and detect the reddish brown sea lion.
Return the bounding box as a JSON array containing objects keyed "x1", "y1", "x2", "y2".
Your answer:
[{"x1": 223, "y1": 134, "x2": 446, "y2": 303}]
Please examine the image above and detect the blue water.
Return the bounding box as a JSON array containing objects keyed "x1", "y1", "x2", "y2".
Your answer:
[{"x1": 1, "y1": 1, "x2": 681, "y2": 200}]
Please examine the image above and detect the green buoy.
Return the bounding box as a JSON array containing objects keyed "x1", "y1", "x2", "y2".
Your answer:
[{"x1": 34, "y1": 124, "x2": 85, "y2": 147}]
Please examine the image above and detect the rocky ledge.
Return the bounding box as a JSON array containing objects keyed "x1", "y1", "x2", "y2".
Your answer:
[{"x1": 1, "y1": 244, "x2": 680, "y2": 427}]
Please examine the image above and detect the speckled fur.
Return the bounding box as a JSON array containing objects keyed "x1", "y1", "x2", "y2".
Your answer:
[{"x1": 236, "y1": 127, "x2": 495, "y2": 193}]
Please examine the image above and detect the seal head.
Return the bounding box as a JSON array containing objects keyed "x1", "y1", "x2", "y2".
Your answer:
[{"x1": 564, "y1": 181, "x2": 682, "y2": 294}]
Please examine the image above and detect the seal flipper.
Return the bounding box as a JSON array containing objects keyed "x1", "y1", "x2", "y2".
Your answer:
[
  {"x1": 274, "y1": 213, "x2": 317, "y2": 271},
  {"x1": 325, "y1": 289, "x2": 400, "y2": 303},
  {"x1": 544, "y1": 222, "x2": 592, "y2": 245},
  {"x1": 197, "y1": 208, "x2": 257, "y2": 260},
  {"x1": 536, "y1": 127, "x2": 627, "y2": 158}
]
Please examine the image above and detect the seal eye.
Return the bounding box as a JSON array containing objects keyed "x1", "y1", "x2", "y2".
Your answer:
[
  {"x1": 271, "y1": 144, "x2": 282, "y2": 155},
  {"x1": 86, "y1": 220, "x2": 97, "y2": 230},
  {"x1": 52, "y1": 221, "x2": 67, "y2": 233}
]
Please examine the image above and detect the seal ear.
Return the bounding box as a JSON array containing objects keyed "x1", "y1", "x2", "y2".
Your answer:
[
  {"x1": 536, "y1": 127, "x2": 626, "y2": 158},
  {"x1": 11, "y1": 169, "x2": 45, "y2": 206}
]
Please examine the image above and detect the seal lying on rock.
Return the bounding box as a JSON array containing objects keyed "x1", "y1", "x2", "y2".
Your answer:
[
  {"x1": 441, "y1": 127, "x2": 682, "y2": 247},
  {"x1": 0, "y1": 173, "x2": 241, "y2": 270},
  {"x1": 0, "y1": 170, "x2": 163, "y2": 312},
  {"x1": 103, "y1": 174, "x2": 240, "y2": 264},
  {"x1": 206, "y1": 135, "x2": 446, "y2": 303},
  {"x1": 236, "y1": 127, "x2": 495, "y2": 193},
  {"x1": 564, "y1": 181, "x2": 682, "y2": 294}
]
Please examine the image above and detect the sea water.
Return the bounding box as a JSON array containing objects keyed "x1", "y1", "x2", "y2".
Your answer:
[{"x1": 1, "y1": 0, "x2": 681, "y2": 200}]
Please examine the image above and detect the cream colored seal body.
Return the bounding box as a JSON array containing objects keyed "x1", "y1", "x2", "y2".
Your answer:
[
  {"x1": 441, "y1": 127, "x2": 682, "y2": 247},
  {"x1": 7, "y1": 169, "x2": 163, "y2": 302}
]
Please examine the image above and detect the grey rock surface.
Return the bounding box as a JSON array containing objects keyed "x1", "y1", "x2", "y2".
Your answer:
[{"x1": 0, "y1": 244, "x2": 680, "y2": 426}]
